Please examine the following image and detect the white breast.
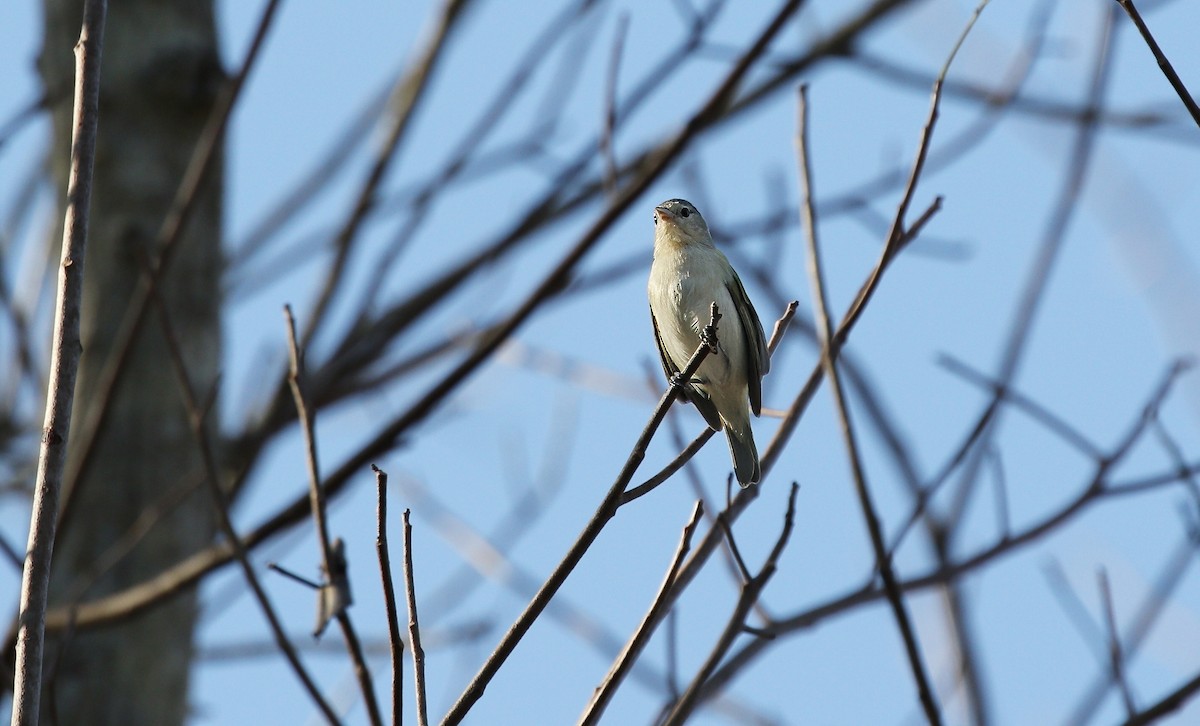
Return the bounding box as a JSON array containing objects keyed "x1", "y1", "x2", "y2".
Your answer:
[{"x1": 649, "y1": 243, "x2": 746, "y2": 388}]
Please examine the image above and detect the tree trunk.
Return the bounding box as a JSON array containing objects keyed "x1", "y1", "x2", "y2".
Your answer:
[{"x1": 37, "y1": 1, "x2": 223, "y2": 723}]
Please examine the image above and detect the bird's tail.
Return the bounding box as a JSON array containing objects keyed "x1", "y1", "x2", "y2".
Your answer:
[{"x1": 723, "y1": 423, "x2": 760, "y2": 487}]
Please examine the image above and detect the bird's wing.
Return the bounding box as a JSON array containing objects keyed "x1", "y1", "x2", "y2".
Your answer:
[
  {"x1": 727, "y1": 270, "x2": 769, "y2": 416},
  {"x1": 651, "y1": 305, "x2": 722, "y2": 431}
]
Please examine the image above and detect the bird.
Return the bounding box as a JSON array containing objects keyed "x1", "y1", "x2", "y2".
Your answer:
[{"x1": 648, "y1": 198, "x2": 769, "y2": 486}]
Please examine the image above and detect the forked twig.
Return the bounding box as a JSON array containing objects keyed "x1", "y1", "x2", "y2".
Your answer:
[
  {"x1": 661, "y1": 483, "x2": 799, "y2": 725},
  {"x1": 578, "y1": 501, "x2": 705, "y2": 725}
]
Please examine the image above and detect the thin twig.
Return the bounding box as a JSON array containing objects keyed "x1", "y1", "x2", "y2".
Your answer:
[
  {"x1": 716, "y1": 515, "x2": 752, "y2": 583},
  {"x1": 284, "y1": 306, "x2": 383, "y2": 725},
  {"x1": 442, "y1": 308, "x2": 722, "y2": 724},
  {"x1": 578, "y1": 500, "x2": 704, "y2": 725},
  {"x1": 1114, "y1": 0, "x2": 1200, "y2": 127},
  {"x1": 375, "y1": 466, "x2": 405, "y2": 726},
  {"x1": 10, "y1": 3, "x2": 106, "y2": 723},
  {"x1": 149, "y1": 264, "x2": 339, "y2": 722},
  {"x1": 797, "y1": 84, "x2": 941, "y2": 725},
  {"x1": 661, "y1": 483, "x2": 799, "y2": 725},
  {"x1": 267, "y1": 563, "x2": 322, "y2": 591},
  {"x1": 283, "y1": 306, "x2": 338, "y2": 620},
  {"x1": 601, "y1": 14, "x2": 629, "y2": 200},
  {"x1": 1099, "y1": 569, "x2": 1137, "y2": 717},
  {"x1": 402, "y1": 509, "x2": 430, "y2": 726},
  {"x1": 1067, "y1": 532, "x2": 1199, "y2": 725}
]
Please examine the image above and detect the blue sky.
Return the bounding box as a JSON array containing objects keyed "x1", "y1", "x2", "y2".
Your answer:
[{"x1": 4, "y1": 0, "x2": 1200, "y2": 724}]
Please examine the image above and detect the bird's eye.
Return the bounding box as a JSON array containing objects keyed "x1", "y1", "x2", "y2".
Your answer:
[
  {"x1": 680, "y1": 207, "x2": 691, "y2": 218},
  {"x1": 653, "y1": 214, "x2": 658, "y2": 226}
]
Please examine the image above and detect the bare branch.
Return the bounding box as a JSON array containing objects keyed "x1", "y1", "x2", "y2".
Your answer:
[
  {"x1": 284, "y1": 306, "x2": 382, "y2": 724},
  {"x1": 661, "y1": 483, "x2": 799, "y2": 725},
  {"x1": 441, "y1": 306, "x2": 721, "y2": 723},
  {"x1": 374, "y1": 465, "x2": 405, "y2": 726},
  {"x1": 1114, "y1": 0, "x2": 1200, "y2": 127},
  {"x1": 1120, "y1": 670, "x2": 1200, "y2": 725},
  {"x1": 797, "y1": 83, "x2": 941, "y2": 726},
  {"x1": 1098, "y1": 569, "x2": 1137, "y2": 718},
  {"x1": 403, "y1": 509, "x2": 430, "y2": 726},
  {"x1": 150, "y1": 256, "x2": 339, "y2": 723},
  {"x1": 11, "y1": 3, "x2": 105, "y2": 722},
  {"x1": 579, "y1": 500, "x2": 704, "y2": 725}
]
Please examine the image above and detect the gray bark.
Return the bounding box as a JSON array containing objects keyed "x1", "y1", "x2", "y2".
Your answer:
[{"x1": 38, "y1": 1, "x2": 223, "y2": 723}]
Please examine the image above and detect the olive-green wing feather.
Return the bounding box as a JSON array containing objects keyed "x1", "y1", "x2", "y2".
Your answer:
[
  {"x1": 651, "y1": 306, "x2": 722, "y2": 431},
  {"x1": 727, "y1": 270, "x2": 769, "y2": 416}
]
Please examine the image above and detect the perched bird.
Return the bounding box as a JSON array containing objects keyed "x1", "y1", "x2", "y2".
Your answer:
[{"x1": 648, "y1": 199, "x2": 769, "y2": 486}]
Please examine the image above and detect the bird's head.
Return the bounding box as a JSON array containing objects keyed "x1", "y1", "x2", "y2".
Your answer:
[{"x1": 653, "y1": 198, "x2": 712, "y2": 246}]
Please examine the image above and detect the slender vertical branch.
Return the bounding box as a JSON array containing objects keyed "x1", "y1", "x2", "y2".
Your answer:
[
  {"x1": 284, "y1": 306, "x2": 383, "y2": 725},
  {"x1": 375, "y1": 465, "x2": 405, "y2": 726},
  {"x1": 403, "y1": 510, "x2": 430, "y2": 726},
  {"x1": 284, "y1": 306, "x2": 336, "y2": 583},
  {"x1": 600, "y1": 13, "x2": 629, "y2": 200},
  {"x1": 10, "y1": 3, "x2": 106, "y2": 724},
  {"x1": 796, "y1": 84, "x2": 942, "y2": 725}
]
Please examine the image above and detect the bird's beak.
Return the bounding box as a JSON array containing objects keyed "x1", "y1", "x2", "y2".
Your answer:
[{"x1": 655, "y1": 205, "x2": 674, "y2": 223}]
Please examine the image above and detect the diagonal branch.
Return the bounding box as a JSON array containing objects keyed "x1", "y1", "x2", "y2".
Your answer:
[
  {"x1": 440, "y1": 306, "x2": 723, "y2": 724},
  {"x1": 578, "y1": 500, "x2": 705, "y2": 725},
  {"x1": 661, "y1": 483, "x2": 799, "y2": 726},
  {"x1": 1114, "y1": 0, "x2": 1200, "y2": 127}
]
